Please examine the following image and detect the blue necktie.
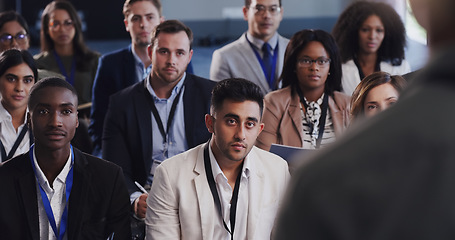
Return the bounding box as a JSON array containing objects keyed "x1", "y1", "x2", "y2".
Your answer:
[{"x1": 262, "y1": 43, "x2": 274, "y2": 89}]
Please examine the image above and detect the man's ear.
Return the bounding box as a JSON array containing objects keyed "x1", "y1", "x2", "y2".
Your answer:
[
  {"x1": 147, "y1": 44, "x2": 153, "y2": 59},
  {"x1": 124, "y1": 18, "x2": 130, "y2": 32},
  {"x1": 242, "y1": 6, "x2": 249, "y2": 21},
  {"x1": 205, "y1": 114, "x2": 214, "y2": 134},
  {"x1": 76, "y1": 111, "x2": 79, "y2": 128}
]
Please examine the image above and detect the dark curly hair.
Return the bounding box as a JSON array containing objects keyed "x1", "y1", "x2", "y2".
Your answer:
[
  {"x1": 280, "y1": 29, "x2": 342, "y2": 95},
  {"x1": 332, "y1": 1, "x2": 406, "y2": 65},
  {"x1": 40, "y1": 0, "x2": 97, "y2": 71}
]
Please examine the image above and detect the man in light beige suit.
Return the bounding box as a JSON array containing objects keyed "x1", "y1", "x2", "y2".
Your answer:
[{"x1": 145, "y1": 78, "x2": 289, "y2": 239}]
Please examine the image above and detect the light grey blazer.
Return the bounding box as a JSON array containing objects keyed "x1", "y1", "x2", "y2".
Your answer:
[
  {"x1": 210, "y1": 33, "x2": 289, "y2": 94},
  {"x1": 145, "y1": 142, "x2": 290, "y2": 240}
]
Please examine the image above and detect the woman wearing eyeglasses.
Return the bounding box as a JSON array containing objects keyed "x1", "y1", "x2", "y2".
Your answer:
[
  {"x1": 256, "y1": 29, "x2": 351, "y2": 151},
  {"x1": 0, "y1": 49, "x2": 37, "y2": 163},
  {"x1": 34, "y1": 0, "x2": 100, "y2": 105},
  {"x1": 0, "y1": 11, "x2": 30, "y2": 52},
  {"x1": 332, "y1": 1, "x2": 410, "y2": 96}
]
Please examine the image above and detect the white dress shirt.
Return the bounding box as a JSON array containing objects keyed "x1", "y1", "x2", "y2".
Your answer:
[
  {"x1": 0, "y1": 102, "x2": 30, "y2": 163},
  {"x1": 34, "y1": 149, "x2": 73, "y2": 240},
  {"x1": 209, "y1": 144, "x2": 249, "y2": 240}
]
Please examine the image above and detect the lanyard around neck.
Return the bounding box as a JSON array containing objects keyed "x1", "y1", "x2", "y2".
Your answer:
[
  {"x1": 0, "y1": 124, "x2": 29, "y2": 161},
  {"x1": 296, "y1": 87, "x2": 329, "y2": 148},
  {"x1": 144, "y1": 82, "x2": 184, "y2": 144},
  {"x1": 53, "y1": 50, "x2": 76, "y2": 86},
  {"x1": 29, "y1": 144, "x2": 74, "y2": 240},
  {"x1": 204, "y1": 143, "x2": 242, "y2": 240},
  {"x1": 246, "y1": 34, "x2": 279, "y2": 90}
]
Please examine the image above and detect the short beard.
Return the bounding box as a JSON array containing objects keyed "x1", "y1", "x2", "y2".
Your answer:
[{"x1": 135, "y1": 38, "x2": 151, "y2": 48}]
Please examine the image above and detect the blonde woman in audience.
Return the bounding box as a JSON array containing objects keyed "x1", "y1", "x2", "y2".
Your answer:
[
  {"x1": 332, "y1": 1, "x2": 410, "y2": 96},
  {"x1": 0, "y1": 49, "x2": 37, "y2": 163},
  {"x1": 34, "y1": 0, "x2": 100, "y2": 105},
  {"x1": 351, "y1": 71, "x2": 407, "y2": 121},
  {"x1": 256, "y1": 29, "x2": 350, "y2": 151}
]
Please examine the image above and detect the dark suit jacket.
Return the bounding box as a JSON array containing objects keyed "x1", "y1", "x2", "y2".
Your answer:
[
  {"x1": 0, "y1": 148, "x2": 131, "y2": 239},
  {"x1": 275, "y1": 45, "x2": 455, "y2": 239},
  {"x1": 102, "y1": 74, "x2": 215, "y2": 194},
  {"x1": 89, "y1": 46, "x2": 138, "y2": 154}
]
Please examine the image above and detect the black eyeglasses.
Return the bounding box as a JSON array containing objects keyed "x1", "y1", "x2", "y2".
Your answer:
[
  {"x1": 250, "y1": 4, "x2": 281, "y2": 16},
  {"x1": 0, "y1": 33, "x2": 28, "y2": 45},
  {"x1": 297, "y1": 58, "x2": 331, "y2": 68}
]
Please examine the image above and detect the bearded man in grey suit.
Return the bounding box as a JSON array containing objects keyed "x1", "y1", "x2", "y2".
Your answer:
[{"x1": 210, "y1": 0, "x2": 289, "y2": 94}]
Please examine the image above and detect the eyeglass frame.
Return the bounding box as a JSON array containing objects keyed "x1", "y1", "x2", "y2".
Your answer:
[
  {"x1": 249, "y1": 4, "x2": 282, "y2": 16},
  {"x1": 48, "y1": 19, "x2": 74, "y2": 30},
  {"x1": 297, "y1": 57, "x2": 331, "y2": 68},
  {"x1": 0, "y1": 33, "x2": 28, "y2": 45}
]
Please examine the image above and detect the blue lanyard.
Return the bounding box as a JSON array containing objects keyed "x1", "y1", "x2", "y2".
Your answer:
[
  {"x1": 53, "y1": 50, "x2": 76, "y2": 86},
  {"x1": 29, "y1": 144, "x2": 74, "y2": 240},
  {"x1": 246, "y1": 34, "x2": 279, "y2": 89}
]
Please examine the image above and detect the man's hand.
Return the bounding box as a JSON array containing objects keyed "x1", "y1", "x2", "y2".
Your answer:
[{"x1": 134, "y1": 193, "x2": 148, "y2": 219}]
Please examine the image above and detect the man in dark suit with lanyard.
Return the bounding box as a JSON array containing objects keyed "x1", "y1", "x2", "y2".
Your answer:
[
  {"x1": 103, "y1": 20, "x2": 215, "y2": 220},
  {"x1": 0, "y1": 77, "x2": 131, "y2": 239},
  {"x1": 89, "y1": 0, "x2": 164, "y2": 157}
]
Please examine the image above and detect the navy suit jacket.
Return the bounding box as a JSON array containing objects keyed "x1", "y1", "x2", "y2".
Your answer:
[
  {"x1": 102, "y1": 74, "x2": 215, "y2": 194},
  {"x1": 0, "y1": 148, "x2": 131, "y2": 239},
  {"x1": 89, "y1": 46, "x2": 138, "y2": 154}
]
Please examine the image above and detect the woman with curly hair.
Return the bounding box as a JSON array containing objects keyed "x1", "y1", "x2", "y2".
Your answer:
[
  {"x1": 34, "y1": 0, "x2": 100, "y2": 105},
  {"x1": 256, "y1": 29, "x2": 351, "y2": 151},
  {"x1": 332, "y1": 1, "x2": 410, "y2": 96},
  {"x1": 350, "y1": 71, "x2": 407, "y2": 121}
]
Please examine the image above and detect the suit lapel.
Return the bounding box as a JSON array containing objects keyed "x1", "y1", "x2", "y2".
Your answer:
[
  {"x1": 17, "y1": 156, "x2": 40, "y2": 239},
  {"x1": 136, "y1": 81, "x2": 154, "y2": 173},
  {"x1": 246, "y1": 150, "x2": 265, "y2": 239},
  {"x1": 123, "y1": 45, "x2": 139, "y2": 87},
  {"x1": 276, "y1": 36, "x2": 288, "y2": 78},
  {"x1": 287, "y1": 92, "x2": 303, "y2": 146},
  {"x1": 194, "y1": 144, "x2": 216, "y2": 239},
  {"x1": 67, "y1": 149, "x2": 91, "y2": 240},
  {"x1": 328, "y1": 95, "x2": 344, "y2": 136},
  {"x1": 183, "y1": 75, "x2": 195, "y2": 147},
  {"x1": 238, "y1": 35, "x2": 271, "y2": 92}
]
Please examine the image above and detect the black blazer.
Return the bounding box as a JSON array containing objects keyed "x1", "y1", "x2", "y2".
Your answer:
[
  {"x1": 102, "y1": 74, "x2": 216, "y2": 194},
  {"x1": 0, "y1": 148, "x2": 131, "y2": 239},
  {"x1": 89, "y1": 46, "x2": 138, "y2": 153}
]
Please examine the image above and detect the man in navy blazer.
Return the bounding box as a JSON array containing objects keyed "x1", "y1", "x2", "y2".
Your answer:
[
  {"x1": 89, "y1": 0, "x2": 164, "y2": 156},
  {"x1": 0, "y1": 78, "x2": 131, "y2": 239},
  {"x1": 103, "y1": 20, "x2": 215, "y2": 219}
]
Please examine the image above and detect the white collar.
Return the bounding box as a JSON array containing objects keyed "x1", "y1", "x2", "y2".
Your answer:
[
  {"x1": 33, "y1": 148, "x2": 73, "y2": 192},
  {"x1": 246, "y1": 32, "x2": 279, "y2": 51}
]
